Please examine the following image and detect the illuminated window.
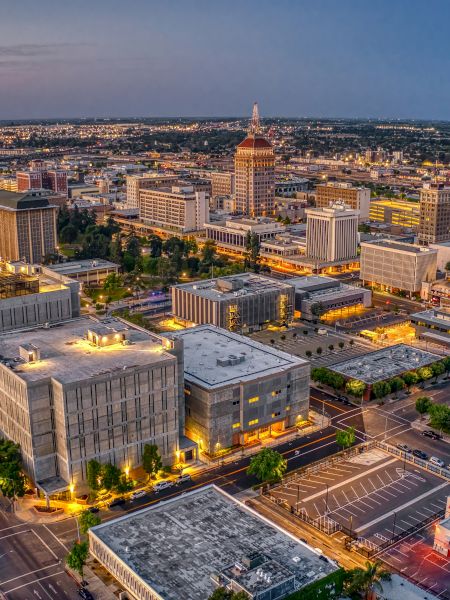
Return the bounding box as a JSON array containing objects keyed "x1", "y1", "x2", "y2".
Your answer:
[
  {"x1": 248, "y1": 419, "x2": 259, "y2": 426},
  {"x1": 271, "y1": 390, "x2": 282, "y2": 397},
  {"x1": 286, "y1": 406, "x2": 291, "y2": 411},
  {"x1": 232, "y1": 422, "x2": 241, "y2": 429},
  {"x1": 248, "y1": 396, "x2": 259, "y2": 404},
  {"x1": 272, "y1": 412, "x2": 281, "y2": 418}
]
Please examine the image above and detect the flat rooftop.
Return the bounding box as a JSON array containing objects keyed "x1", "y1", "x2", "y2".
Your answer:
[
  {"x1": 330, "y1": 344, "x2": 440, "y2": 384},
  {"x1": 90, "y1": 486, "x2": 335, "y2": 600},
  {"x1": 44, "y1": 259, "x2": 119, "y2": 276},
  {"x1": 289, "y1": 275, "x2": 338, "y2": 291},
  {"x1": 411, "y1": 308, "x2": 450, "y2": 327},
  {"x1": 361, "y1": 239, "x2": 435, "y2": 254},
  {"x1": 168, "y1": 325, "x2": 307, "y2": 389},
  {"x1": 173, "y1": 273, "x2": 294, "y2": 302},
  {"x1": 0, "y1": 316, "x2": 173, "y2": 384}
]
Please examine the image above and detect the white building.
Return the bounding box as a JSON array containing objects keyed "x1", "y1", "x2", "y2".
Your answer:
[
  {"x1": 125, "y1": 174, "x2": 178, "y2": 210},
  {"x1": 305, "y1": 204, "x2": 359, "y2": 263},
  {"x1": 429, "y1": 240, "x2": 450, "y2": 272}
]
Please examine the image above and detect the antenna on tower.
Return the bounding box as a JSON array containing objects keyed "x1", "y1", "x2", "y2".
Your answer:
[{"x1": 249, "y1": 102, "x2": 260, "y2": 135}]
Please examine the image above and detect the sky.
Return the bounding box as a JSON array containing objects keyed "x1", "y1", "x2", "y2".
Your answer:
[{"x1": 1, "y1": 0, "x2": 450, "y2": 120}]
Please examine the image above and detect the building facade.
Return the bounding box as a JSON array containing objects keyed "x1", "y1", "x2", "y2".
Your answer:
[
  {"x1": 306, "y1": 205, "x2": 359, "y2": 263},
  {"x1": 43, "y1": 258, "x2": 120, "y2": 287},
  {"x1": 369, "y1": 199, "x2": 420, "y2": 231},
  {"x1": 418, "y1": 183, "x2": 450, "y2": 245},
  {"x1": 211, "y1": 171, "x2": 235, "y2": 198},
  {"x1": 0, "y1": 190, "x2": 57, "y2": 264},
  {"x1": 316, "y1": 182, "x2": 371, "y2": 220},
  {"x1": 205, "y1": 218, "x2": 285, "y2": 252},
  {"x1": 125, "y1": 174, "x2": 178, "y2": 210},
  {"x1": 360, "y1": 240, "x2": 437, "y2": 294}
]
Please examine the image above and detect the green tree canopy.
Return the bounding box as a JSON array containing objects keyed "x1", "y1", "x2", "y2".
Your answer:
[
  {"x1": 101, "y1": 464, "x2": 122, "y2": 491},
  {"x1": 336, "y1": 427, "x2": 356, "y2": 450},
  {"x1": 345, "y1": 560, "x2": 391, "y2": 600},
  {"x1": 428, "y1": 403, "x2": 450, "y2": 432},
  {"x1": 0, "y1": 440, "x2": 26, "y2": 498},
  {"x1": 345, "y1": 379, "x2": 366, "y2": 398},
  {"x1": 402, "y1": 371, "x2": 418, "y2": 389},
  {"x1": 79, "y1": 510, "x2": 101, "y2": 534},
  {"x1": 66, "y1": 541, "x2": 89, "y2": 578},
  {"x1": 142, "y1": 444, "x2": 163, "y2": 479},
  {"x1": 247, "y1": 448, "x2": 287, "y2": 482},
  {"x1": 86, "y1": 459, "x2": 102, "y2": 492},
  {"x1": 415, "y1": 396, "x2": 432, "y2": 419},
  {"x1": 417, "y1": 366, "x2": 433, "y2": 382}
]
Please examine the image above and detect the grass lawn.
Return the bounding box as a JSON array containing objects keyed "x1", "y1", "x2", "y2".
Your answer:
[{"x1": 87, "y1": 287, "x2": 133, "y2": 303}]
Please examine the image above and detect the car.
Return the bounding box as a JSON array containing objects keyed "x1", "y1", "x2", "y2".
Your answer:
[
  {"x1": 429, "y1": 456, "x2": 445, "y2": 468},
  {"x1": 176, "y1": 474, "x2": 192, "y2": 485},
  {"x1": 396, "y1": 443, "x2": 411, "y2": 453},
  {"x1": 131, "y1": 490, "x2": 147, "y2": 500},
  {"x1": 317, "y1": 328, "x2": 328, "y2": 336},
  {"x1": 109, "y1": 497, "x2": 126, "y2": 508},
  {"x1": 412, "y1": 449, "x2": 428, "y2": 460},
  {"x1": 78, "y1": 588, "x2": 94, "y2": 600},
  {"x1": 88, "y1": 506, "x2": 100, "y2": 513},
  {"x1": 153, "y1": 480, "x2": 175, "y2": 492},
  {"x1": 421, "y1": 430, "x2": 442, "y2": 440}
]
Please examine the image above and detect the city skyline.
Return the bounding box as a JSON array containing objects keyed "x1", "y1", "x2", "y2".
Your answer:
[{"x1": 2, "y1": 0, "x2": 450, "y2": 120}]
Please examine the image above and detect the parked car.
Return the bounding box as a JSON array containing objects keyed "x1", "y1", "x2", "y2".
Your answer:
[
  {"x1": 88, "y1": 506, "x2": 100, "y2": 514},
  {"x1": 131, "y1": 490, "x2": 147, "y2": 500},
  {"x1": 429, "y1": 456, "x2": 445, "y2": 468},
  {"x1": 412, "y1": 449, "x2": 428, "y2": 460},
  {"x1": 153, "y1": 480, "x2": 175, "y2": 492},
  {"x1": 421, "y1": 430, "x2": 442, "y2": 440},
  {"x1": 336, "y1": 395, "x2": 348, "y2": 402},
  {"x1": 78, "y1": 588, "x2": 94, "y2": 600},
  {"x1": 317, "y1": 328, "x2": 328, "y2": 336},
  {"x1": 396, "y1": 443, "x2": 411, "y2": 453},
  {"x1": 176, "y1": 474, "x2": 192, "y2": 485},
  {"x1": 109, "y1": 497, "x2": 126, "y2": 508}
]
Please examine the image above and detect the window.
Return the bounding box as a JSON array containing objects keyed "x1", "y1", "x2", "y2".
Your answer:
[
  {"x1": 232, "y1": 422, "x2": 241, "y2": 429},
  {"x1": 232, "y1": 400, "x2": 240, "y2": 406},
  {"x1": 286, "y1": 406, "x2": 291, "y2": 411},
  {"x1": 248, "y1": 418, "x2": 259, "y2": 426},
  {"x1": 248, "y1": 396, "x2": 259, "y2": 404},
  {"x1": 271, "y1": 390, "x2": 282, "y2": 397},
  {"x1": 272, "y1": 412, "x2": 281, "y2": 418}
]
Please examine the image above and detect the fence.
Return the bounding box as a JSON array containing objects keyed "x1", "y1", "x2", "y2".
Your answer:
[{"x1": 374, "y1": 440, "x2": 450, "y2": 480}]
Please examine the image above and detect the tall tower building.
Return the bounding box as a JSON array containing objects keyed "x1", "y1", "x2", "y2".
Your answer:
[
  {"x1": 306, "y1": 204, "x2": 359, "y2": 263},
  {"x1": 418, "y1": 183, "x2": 450, "y2": 245},
  {"x1": 234, "y1": 103, "x2": 275, "y2": 217}
]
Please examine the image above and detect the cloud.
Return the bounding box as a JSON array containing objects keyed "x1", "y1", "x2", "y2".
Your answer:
[{"x1": 0, "y1": 43, "x2": 92, "y2": 57}]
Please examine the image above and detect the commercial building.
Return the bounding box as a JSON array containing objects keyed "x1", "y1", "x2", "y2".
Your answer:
[
  {"x1": 139, "y1": 185, "x2": 209, "y2": 233},
  {"x1": 275, "y1": 177, "x2": 309, "y2": 197},
  {"x1": 205, "y1": 218, "x2": 285, "y2": 253},
  {"x1": 211, "y1": 171, "x2": 235, "y2": 198},
  {"x1": 290, "y1": 276, "x2": 372, "y2": 321},
  {"x1": 125, "y1": 174, "x2": 178, "y2": 210},
  {"x1": 171, "y1": 273, "x2": 295, "y2": 332},
  {"x1": 0, "y1": 190, "x2": 57, "y2": 264},
  {"x1": 43, "y1": 258, "x2": 120, "y2": 287},
  {"x1": 0, "y1": 317, "x2": 183, "y2": 495},
  {"x1": 89, "y1": 485, "x2": 335, "y2": 600},
  {"x1": 316, "y1": 182, "x2": 370, "y2": 220},
  {"x1": 360, "y1": 239, "x2": 437, "y2": 294},
  {"x1": 434, "y1": 497, "x2": 450, "y2": 557},
  {"x1": 418, "y1": 183, "x2": 450, "y2": 245},
  {"x1": 16, "y1": 168, "x2": 68, "y2": 197},
  {"x1": 166, "y1": 325, "x2": 309, "y2": 454},
  {"x1": 410, "y1": 307, "x2": 450, "y2": 348},
  {"x1": 234, "y1": 103, "x2": 275, "y2": 217},
  {"x1": 0, "y1": 261, "x2": 80, "y2": 333},
  {"x1": 369, "y1": 198, "x2": 420, "y2": 231},
  {"x1": 429, "y1": 240, "x2": 450, "y2": 272},
  {"x1": 306, "y1": 204, "x2": 359, "y2": 263}
]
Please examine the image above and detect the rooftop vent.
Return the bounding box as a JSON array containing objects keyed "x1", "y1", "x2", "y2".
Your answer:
[
  {"x1": 215, "y1": 277, "x2": 244, "y2": 293},
  {"x1": 217, "y1": 353, "x2": 246, "y2": 367},
  {"x1": 19, "y1": 343, "x2": 41, "y2": 363}
]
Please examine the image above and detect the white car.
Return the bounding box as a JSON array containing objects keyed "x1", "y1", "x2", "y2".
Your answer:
[
  {"x1": 429, "y1": 456, "x2": 445, "y2": 468},
  {"x1": 153, "y1": 480, "x2": 175, "y2": 492},
  {"x1": 131, "y1": 490, "x2": 147, "y2": 500},
  {"x1": 317, "y1": 328, "x2": 328, "y2": 336}
]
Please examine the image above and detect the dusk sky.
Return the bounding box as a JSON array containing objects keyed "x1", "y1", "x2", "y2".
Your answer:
[{"x1": 1, "y1": 0, "x2": 450, "y2": 120}]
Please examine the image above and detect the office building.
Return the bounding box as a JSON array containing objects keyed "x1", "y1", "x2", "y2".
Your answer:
[
  {"x1": 410, "y1": 307, "x2": 450, "y2": 348},
  {"x1": 306, "y1": 204, "x2": 359, "y2": 263},
  {"x1": 17, "y1": 168, "x2": 68, "y2": 197},
  {"x1": 290, "y1": 276, "x2": 372, "y2": 321},
  {"x1": 125, "y1": 174, "x2": 178, "y2": 210},
  {"x1": 43, "y1": 258, "x2": 120, "y2": 287},
  {"x1": 0, "y1": 261, "x2": 80, "y2": 333},
  {"x1": 139, "y1": 185, "x2": 208, "y2": 233},
  {"x1": 205, "y1": 218, "x2": 285, "y2": 252},
  {"x1": 418, "y1": 183, "x2": 450, "y2": 245},
  {"x1": 429, "y1": 241, "x2": 450, "y2": 271},
  {"x1": 234, "y1": 103, "x2": 275, "y2": 217},
  {"x1": 172, "y1": 273, "x2": 295, "y2": 332},
  {"x1": 211, "y1": 171, "x2": 235, "y2": 198},
  {"x1": 89, "y1": 485, "x2": 335, "y2": 600},
  {"x1": 360, "y1": 239, "x2": 437, "y2": 294},
  {"x1": 0, "y1": 317, "x2": 183, "y2": 495},
  {"x1": 369, "y1": 199, "x2": 420, "y2": 231},
  {"x1": 316, "y1": 182, "x2": 370, "y2": 220},
  {"x1": 42, "y1": 170, "x2": 68, "y2": 196},
  {"x1": 0, "y1": 190, "x2": 57, "y2": 264},
  {"x1": 167, "y1": 325, "x2": 309, "y2": 454}
]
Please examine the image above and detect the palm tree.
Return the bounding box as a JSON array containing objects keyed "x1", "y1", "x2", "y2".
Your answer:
[{"x1": 346, "y1": 560, "x2": 391, "y2": 600}]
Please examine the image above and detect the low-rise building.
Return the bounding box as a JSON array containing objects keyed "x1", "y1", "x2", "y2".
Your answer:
[
  {"x1": 429, "y1": 240, "x2": 450, "y2": 272},
  {"x1": 171, "y1": 273, "x2": 295, "y2": 332},
  {"x1": 89, "y1": 485, "x2": 335, "y2": 600},
  {"x1": 360, "y1": 239, "x2": 437, "y2": 295},
  {"x1": 410, "y1": 307, "x2": 450, "y2": 348},
  {"x1": 369, "y1": 198, "x2": 420, "y2": 231},
  {"x1": 205, "y1": 218, "x2": 285, "y2": 253},
  {"x1": 316, "y1": 182, "x2": 371, "y2": 220},
  {"x1": 43, "y1": 258, "x2": 120, "y2": 287},
  {"x1": 166, "y1": 325, "x2": 309, "y2": 453}
]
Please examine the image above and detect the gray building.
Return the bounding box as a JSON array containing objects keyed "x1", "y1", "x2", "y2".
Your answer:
[
  {"x1": 290, "y1": 275, "x2": 372, "y2": 321},
  {"x1": 0, "y1": 261, "x2": 80, "y2": 333},
  {"x1": 0, "y1": 317, "x2": 183, "y2": 496},
  {"x1": 410, "y1": 307, "x2": 450, "y2": 348},
  {"x1": 166, "y1": 325, "x2": 309, "y2": 455},
  {"x1": 171, "y1": 273, "x2": 295, "y2": 333},
  {"x1": 42, "y1": 258, "x2": 120, "y2": 287},
  {"x1": 89, "y1": 485, "x2": 335, "y2": 600}
]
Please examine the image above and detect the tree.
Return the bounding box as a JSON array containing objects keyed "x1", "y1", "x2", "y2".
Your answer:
[
  {"x1": 202, "y1": 240, "x2": 217, "y2": 267},
  {"x1": 142, "y1": 444, "x2": 162, "y2": 479},
  {"x1": 338, "y1": 341, "x2": 345, "y2": 349},
  {"x1": 417, "y1": 366, "x2": 433, "y2": 382},
  {"x1": 428, "y1": 403, "x2": 450, "y2": 432},
  {"x1": 442, "y1": 355, "x2": 450, "y2": 375},
  {"x1": 208, "y1": 589, "x2": 249, "y2": 600},
  {"x1": 78, "y1": 510, "x2": 101, "y2": 534},
  {"x1": 244, "y1": 232, "x2": 261, "y2": 273},
  {"x1": 402, "y1": 371, "x2": 418, "y2": 390},
  {"x1": 87, "y1": 459, "x2": 102, "y2": 492},
  {"x1": 415, "y1": 396, "x2": 432, "y2": 420},
  {"x1": 431, "y1": 361, "x2": 445, "y2": 382},
  {"x1": 0, "y1": 440, "x2": 26, "y2": 498},
  {"x1": 316, "y1": 347, "x2": 323, "y2": 355},
  {"x1": 101, "y1": 464, "x2": 122, "y2": 491},
  {"x1": 247, "y1": 448, "x2": 287, "y2": 482},
  {"x1": 103, "y1": 272, "x2": 122, "y2": 291},
  {"x1": 66, "y1": 541, "x2": 89, "y2": 578},
  {"x1": 148, "y1": 235, "x2": 163, "y2": 258},
  {"x1": 372, "y1": 380, "x2": 391, "y2": 400},
  {"x1": 328, "y1": 344, "x2": 334, "y2": 352},
  {"x1": 305, "y1": 350, "x2": 312, "y2": 358},
  {"x1": 345, "y1": 379, "x2": 366, "y2": 399},
  {"x1": 59, "y1": 223, "x2": 78, "y2": 243},
  {"x1": 336, "y1": 427, "x2": 356, "y2": 450},
  {"x1": 311, "y1": 302, "x2": 325, "y2": 318},
  {"x1": 445, "y1": 261, "x2": 450, "y2": 271},
  {"x1": 389, "y1": 377, "x2": 405, "y2": 395},
  {"x1": 345, "y1": 560, "x2": 391, "y2": 600}
]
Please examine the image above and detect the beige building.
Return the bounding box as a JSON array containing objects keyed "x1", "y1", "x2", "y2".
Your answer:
[
  {"x1": 0, "y1": 317, "x2": 183, "y2": 495},
  {"x1": 211, "y1": 171, "x2": 235, "y2": 198},
  {"x1": 0, "y1": 190, "x2": 57, "y2": 264},
  {"x1": 139, "y1": 185, "x2": 209, "y2": 233},
  {"x1": 43, "y1": 258, "x2": 120, "y2": 287},
  {"x1": 369, "y1": 198, "x2": 420, "y2": 231},
  {"x1": 316, "y1": 182, "x2": 371, "y2": 221},
  {"x1": 125, "y1": 174, "x2": 178, "y2": 210},
  {"x1": 306, "y1": 204, "x2": 359, "y2": 263},
  {"x1": 418, "y1": 183, "x2": 450, "y2": 245},
  {"x1": 360, "y1": 239, "x2": 437, "y2": 294}
]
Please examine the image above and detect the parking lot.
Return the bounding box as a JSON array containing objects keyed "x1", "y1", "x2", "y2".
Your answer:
[{"x1": 268, "y1": 448, "x2": 449, "y2": 547}]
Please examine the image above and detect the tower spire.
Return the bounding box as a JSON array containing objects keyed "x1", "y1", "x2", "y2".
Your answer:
[{"x1": 249, "y1": 102, "x2": 260, "y2": 135}]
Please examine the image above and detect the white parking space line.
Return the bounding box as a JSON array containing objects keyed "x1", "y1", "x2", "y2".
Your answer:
[
  {"x1": 0, "y1": 564, "x2": 60, "y2": 586},
  {"x1": 31, "y1": 529, "x2": 59, "y2": 561},
  {"x1": 4, "y1": 571, "x2": 65, "y2": 595}
]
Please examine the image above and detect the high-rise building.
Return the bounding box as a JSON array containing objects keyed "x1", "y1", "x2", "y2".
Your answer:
[
  {"x1": 16, "y1": 171, "x2": 42, "y2": 192},
  {"x1": 17, "y1": 167, "x2": 68, "y2": 198},
  {"x1": 316, "y1": 182, "x2": 371, "y2": 221},
  {"x1": 0, "y1": 190, "x2": 57, "y2": 263},
  {"x1": 234, "y1": 103, "x2": 275, "y2": 217},
  {"x1": 42, "y1": 170, "x2": 68, "y2": 196},
  {"x1": 418, "y1": 183, "x2": 450, "y2": 245},
  {"x1": 305, "y1": 204, "x2": 359, "y2": 263},
  {"x1": 125, "y1": 174, "x2": 178, "y2": 210},
  {"x1": 211, "y1": 171, "x2": 235, "y2": 198}
]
